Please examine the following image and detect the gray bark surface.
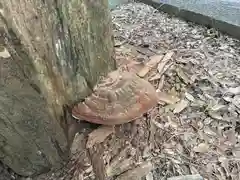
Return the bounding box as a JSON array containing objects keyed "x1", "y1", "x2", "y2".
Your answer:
[{"x1": 0, "y1": 0, "x2": 115, "y2": 177}]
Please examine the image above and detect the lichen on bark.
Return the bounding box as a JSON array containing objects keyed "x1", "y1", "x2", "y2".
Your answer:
[{"x1": 0, "y1": 0, "x2": 116, "y2": 176}]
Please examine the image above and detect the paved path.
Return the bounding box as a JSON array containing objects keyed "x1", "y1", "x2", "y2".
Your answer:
[
  {"x1": 156, "y1": 0, "x2": 240, "y2": 26},
  {"x1": 109, "y1": 0, "x2": 240, "y2": 26},
  {"x1": 109, "y1": 0, "x2": 130, "y2": 9}
]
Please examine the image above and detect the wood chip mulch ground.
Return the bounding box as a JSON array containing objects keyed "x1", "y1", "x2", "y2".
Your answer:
[
  {"x1": 1, "y1": 2, "x2": 240, "y2": 180},
  {"x1": 111, "y1": 2, "x2": 240, "y2": 180}
]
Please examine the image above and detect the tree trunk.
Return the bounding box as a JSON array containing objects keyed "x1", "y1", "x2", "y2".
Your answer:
[{"x1": 0, "y1": 0, "x2": 115, "y2": 177}]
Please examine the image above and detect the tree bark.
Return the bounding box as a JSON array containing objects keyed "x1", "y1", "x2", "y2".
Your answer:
[{"x1": 0, "y1": 0, "x2": 115, "y2": 177}]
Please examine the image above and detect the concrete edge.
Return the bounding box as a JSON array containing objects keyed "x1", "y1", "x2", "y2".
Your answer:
[{"x1": 137, "y1": 0, "x2": 240, "y2": 40}]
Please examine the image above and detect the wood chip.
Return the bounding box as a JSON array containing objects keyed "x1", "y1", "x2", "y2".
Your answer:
[
  {"x1": 157, "y1": 75, "x2": 165, "y2": 90},
  {"x1": 156, "y1": 91, "x2": 180, "y2": 104},
  {"x1": 86, "y1": 126, "x2": 114, "y2": 148},
  {"x1": 223, "y1": 96, "x2": 232, "y2": 102},
  {"x1": 157, "y1": 51, "x2": 174, "y2": 75},
  {"x1": 136, "y1": 47, "x2": 155, "y2": 56},
  {"x1": 185, "y1": 92, "x2": 195, "y2": 102},
  {"x1": 149, "y1": 73, "x2": 161, "y2": 81},
  {"x1": 210, "y1": 104, "x2": 226, "y2": 111},
  {"x1": 159, "y1": 61, "x2": 173, "y2": 77},
  {"x1": 70, "y1": 133, "x2": 85, "y2": 155},
  {"x1": 152, "y1": 119, "x2": 164, "y2": 129},
  {"x1": 0, "y1": 47, "x2": 11, "y2": 58},
  {"x1": 223, "y1": 128, "x2": 236, "y2": 145},
  {"x1": 176, "y1": 68, "x2": 192, "y2": 84},
  {"x1": 114, "y1": 39, "x2": 126, "y2": 47},
  {"x1": 208, "y1": 111, "x2": 223, "y2": 121},
  {"x1": 115, "y1": 161, "x2": 153, "y2": 180},
  {"x1": 166, "y1": 116, "x2": 179, "y2": 129},
  {"x1": 193, "y1": 143, "x2": 209, "y2": 153},
  {"x1": 146, "y1": 172, "x2": 154, "y2": 180},
  {"x1": 123, "y1": 60, "x2": 144, "y2": 74},
  {"x1": 173, "y1": 100, "x2": 189, "y2": 114},
  {"x1": 227, "y1": 86, "x2": 240, "y2": 95},
  {"x1": 137, "y1": 55, "x2": 163, "y2": 77},
  {"x1": 167, "y1": 174, "x2": 203, "y2": 180},
  {"x1": 107, "y1": 158, "x2": 134, "y2": 177}
]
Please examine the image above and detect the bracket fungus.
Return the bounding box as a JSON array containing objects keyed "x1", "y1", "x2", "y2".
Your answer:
[{"x1": 72, "y1": 70, "x2": 159, "y2": 125}]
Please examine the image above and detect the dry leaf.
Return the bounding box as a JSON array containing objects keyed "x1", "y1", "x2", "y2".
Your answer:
[
  {"x1": 173, "y1": 100, "x2": 189, "y2": 114},
  {"x1": 193, "y1": 143, "x2": 209, "y2": 153},
  {"x1": 157, "y1": 91, "x2": 180, "y2": 104},
  {"x1": 137, "y1": 55, "x2": 163, "y2": 77},
  {"x1": 86, "y1": 126, "x2": 114, "y2": 148}
]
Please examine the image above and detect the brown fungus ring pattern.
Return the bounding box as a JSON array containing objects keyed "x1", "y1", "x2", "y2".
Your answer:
[{"x1": 72, "y1": 70, "x2": 159, "y2": 125}]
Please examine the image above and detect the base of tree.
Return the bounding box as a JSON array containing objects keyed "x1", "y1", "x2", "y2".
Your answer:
[{"x1": 35, "y1": 116, "x2": 153, "y2": 180}]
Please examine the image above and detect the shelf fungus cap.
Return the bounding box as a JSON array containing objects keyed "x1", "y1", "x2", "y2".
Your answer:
[{"x1": 72, "y1": 70, "x2": 159, "y2": 125}]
